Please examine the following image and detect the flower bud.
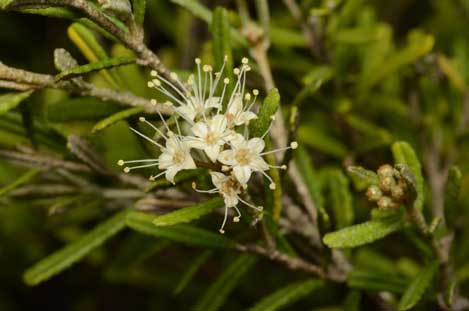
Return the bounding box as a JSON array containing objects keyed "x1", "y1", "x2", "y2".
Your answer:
[
  {"x1": 377, "y1": 196, "x2": 394, "y2": 209},
  {"x1": 391, "y1": 184, "x2": 405, "y2": 201},
  {"x1": 379, "y1": 176, "x2": 396, "y2": 192},
  {"x1": 377, "y1": 164, "x2": 394, "y2": 179},
  {"x1": 366, "y1": 185, "x2": 382, "y2": 201}
]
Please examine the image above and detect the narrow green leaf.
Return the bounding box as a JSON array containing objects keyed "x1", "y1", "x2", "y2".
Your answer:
[
  {"x1": 193, "y1": 254, "x2": 257, "y2": 311},
  {"x1": 347, "y1": 166, "x2": 379, "y2": 189},
  {"x1": 344, "y1": 290, "x2": 361, "y2": 311},
  {"x1": 211, "y1": 7, "x2": 232, "y2": 72},
  {"x1": 249, "y1": 279, "x2": 324, "y2": 311},
  {"x1": 323, "y1": 215, "x2": 403, "y2": 248},
  {"x1": 348, "y1": 269, "x2": 408, "y2": 293},
  {"x1": 46, "y1": 97, "x2": 121, "y2": 122},
  {"x1": 19, "y1": 7, "x2": 80, "y2": 19},
  {"x1": 132, "y1": 0, "x2": 146, "y2": 24},
  {"x1": 297, "y1": 125, "x2": 347, "y2": 158},
  {"x1": 173, "y1": 250, "x2": 213, "y2": 295},
  {"x1": 153, "y1": 198, "x2": 223, "y2": 226},
  {"x1": 23, "y1": 208, "x2": 130, "y2": 286},
  {"x1": 126, "y1": 211, "x2": 235, "y2": 248},
  {"x1": 0, "y1": 91, "x2": 33, "y2": 115},
  {"x1": 392, "y1": 141, "x2": 424, "y2": 210},
  {"x1": 249, "y1": 88, "x2": 280, "y2": 137},
  {"x1": 92, "y1": 106, "x2": 145, "y2": 133},
  {"x1": 398, "y1": 261, "x2": 438, "y2": 310},
  {"x1": 325, "y1": 168, "x2": 354, "y2": 229},
  {"x1": 0, "y1": 169, "x2": 40, "y2": 197},
  {"x1": 55, "y1": 57, "x2": 135, "y2": 81},
  {"x1": 444, "y1": 166, "x2": 462, "y2": 228}
]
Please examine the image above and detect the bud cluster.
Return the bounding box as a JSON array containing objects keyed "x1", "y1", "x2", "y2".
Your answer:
[
  {"x1": 117, "y1": 57, "x2": 297, "y2": 233},
  {"x1": 366, "y1": 164, "x2": 409, "y2": 209}
]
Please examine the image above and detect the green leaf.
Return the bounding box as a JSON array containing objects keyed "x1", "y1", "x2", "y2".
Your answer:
[
  {"x1": 248, "y1": 279, "x2": 324, "y2": 311},
  {"x1": 323, "y1": 214, "x2": 403, "y2": 248},
  {"x1": 348, "y1": 269, "x2": 408, "y2": 293},
  {"x1": 392, "y1": 141, "x2": 424, "y2": 210},
  {"x1": 126, "y1": 211, "x2": 235, "y2": 248},
  {"x1": 131, "y1": 0, "x2": 146, "y2": 24},
  {"x1": 46, "y1": 97, "x2": 121, "y2": 122},
  {"x1": 347, "y1": 166, "x2": 379, "y2": 189},
  {"x1": 0, "y1": 169, "x2": 40, "y2": 197},
  {"x1": 193, "y1": 254, "x2": 257, "y2": 311},
  {"x1": 173, "y1": 250, "x2": 213, "y2": 295},
  {"x1": 297, "y1": 126, "x2": 347, "y2": 158},
  {"x1": 249, "y1": 88, "x2": 280, "y2": 137},
  {"x1": 294, "y1": 146, "x2": 329, "y2": 227},
  {"x1": 398, "y1": 261, "x2": 438, "y2": 310},
  {"x1": 444, "y1": 166, "x2": 462, "y2": 228},
  {"x1": 359, "y1": 31, "x2": 434, "y2": 90},
  {"x1": 325, "y1": 168, "x2": 354, "y2": 229},
  {"x1": 55, "y1": 57, "x2": 135, "y2": 81},
  {"x1": 23, "y1": 208, "x2": 130, "y2": 286},
  {"x1": 171, "y1": 0, "x2": 211, "y2": 23},
  {"x1": 344, "y1": 290, "x2": 361, "y2": 311},
  {"x1": 270, "y1": 26, "x2": 308, "y2": 48},
  {"x1": 92, "y1": 106, "x2": 145, "y2": 133},
  {"x1": 211, "y1": 7, "x2": 232, "y2": 72},
  {"x1": 153, "y1": 198, "x2": 223, "y2": 226},
  {"x1": 19, "y1": 7, "x2": 80, "y2": 19},
  {"x1": 0, "y1": 91, "x2": 33, "y2": 115}
]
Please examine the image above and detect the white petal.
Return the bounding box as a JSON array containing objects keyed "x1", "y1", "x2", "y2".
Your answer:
[
  {"x1": 182, "y1": 154, "x2": 196, "y2": 170},
  {"x1": 247, "y1": 138, "x2": 265, "y2": 154},
  {"x1": 176, "y1": 105, "x2": 196, "y2": 121},
  {"x1": 233, "y1": 165, "x2": 252, "y2": 184},
  {"x1": 235, "y1": 111, "x2": 257, "y2": 126},
  {"x1": 250, "y1": 156, "x2": 269, "y2": 171},
  {"x1": 191, "y1": 122, "x2": 208, "y2": 138},
  {"x1": 227, "y1": 94, "x2": 243, "y2": 115},
  {"x1": 210, "y1": 172, "x2": 228, "y2": 189},
  {"x1": 205, "y1": 97, "x2": 221, "y2": 109},
  {"x1": 165, "y1": 166, "x2": 179, "y2": 184},
  {"x1": 205, "y1": 145, "x2": 220, "y2": 162},
  {"x1": 218, "y1": 150, "x2": 236, "y2": 165},
  {"x1": 158, "y1": 152, "x2": 173, "y2": 169},
  {"x1": 210, "y1": 115, "x2": 227, "y2": 133},
  {"x1": 230, "y1": 133, "x2": 246, "y2": 147},
  {"x1": 185, "y1": 137, "x2": 206, "y2": 150}
]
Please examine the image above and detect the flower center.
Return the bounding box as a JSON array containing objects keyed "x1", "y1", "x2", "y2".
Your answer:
[
  {"x1": 172, "y1": 150, "x2": 186, "y2": 165},
  {"x1": 221, "y1": 177, "x2": 239, "y2": 194},
  {"x1": 204, "y1": 132, "x2": 218, "y2": 146},
  {"x1": 226, "y1": 113, "x2": 235, "y2": 124},
  {"x1": 235, "y1": 148, "x2": 250, "y2": 165}
]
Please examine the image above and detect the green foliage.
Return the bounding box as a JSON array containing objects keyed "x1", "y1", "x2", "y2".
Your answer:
[
  {"x1": 173, "y1": 250, "x2": 213, "y2": 295},
  {"x1": 444, "y1": 166, "x2": 462, "y2": 227},
  {"x1": 392, "y1": 141, "x2": 425, "y2": 210},
  {"x1": 0, "y1": 91, "x2": 33, "y2": 115},
  {"x1": 323, "y1": 214, "x2": 404, "y2": 248},
  {"x1": 211, "y1": 7, "x2": 232, "y2": 73},
  {"x1": 23, "y1": 208, "x2": 130, "y2": 286},
  {"x1": 131, "y1": 0, "x2": 146, "y2": 25},
  {"x1": 398, "y1": 261, "x2": 439, "y2": 310},
  {"x1": 0, "y1": 168, "x2": 39, "y2": 196},
  {"x1": 93, "y1": 106, "x2": 145, "y2": 132},
  {"x1": 248, "y1": 279, "x2": 324, "y2": 311},
  {"x1": 193, "y1": 254, "x2": 257, "y2": 311},
  {"x1": 347, "y1": 269, "x2": 409, "y2": 293},
  {"x1": 249, "y1": 88, "x2": 280, "y2": 137},
  {"x1": 55, "y1": 57, "x2": 136, "y2": 81},
  {"x1": 152, "y1": 198, "x2": 223, "y2": 226}
]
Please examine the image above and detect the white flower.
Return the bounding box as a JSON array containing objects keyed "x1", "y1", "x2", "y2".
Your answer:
[
  {"x1": 186, "y1": 115, "x2": 230, "y2": 162},
  {"x1": 157, "y1": 135, "x2": 196, "y2": 183},
  {"x1": 225, "y1": 93, "x2": 257, "y2": 127},
  {"x1": 218, "y1": 134, "x2": 269, "y2": 185},
  {"x1": 176, "y1": 96, "x2": 221, "y2": 121},
  {"x1": 210, "y1": 172, "x2": 241, "y2": 208}
]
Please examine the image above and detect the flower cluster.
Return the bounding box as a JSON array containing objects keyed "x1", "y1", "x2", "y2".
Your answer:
[
  {"x1": 366, "y1": 164, "x2": 409, "y2": 209},
  {"x1": 118, "y1": 57, "x2": 297, "y2": 233}
]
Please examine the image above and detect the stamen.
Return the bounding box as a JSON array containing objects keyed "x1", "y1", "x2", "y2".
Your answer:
[
  {"x1": 260, "y1": 142, "x2": 298, "y2": 156},
  {"x1": 219, "y1": 206, "x2": 228, "y2": 234},
  {"x1": 238, "y1": 196, "x2": 263, "y2": 211},
  {"x1": 123, "y1": 162, "x2": 160, "y2": 172},
  {"x1": 139, "y1": 117, "x2": 168, "y2": 140},
  {"x1": 191, "y1": 182, "x2": 218, "y2": 194},
  {"x1": 130, "y1": 127, "x2": 164, "y2": 149},
  {"x1": 149, "y1": 170, "x2": 167, "y2": 181},
  {"x1": 233, "y1": 206, "x2": 241, "y2": 222}
]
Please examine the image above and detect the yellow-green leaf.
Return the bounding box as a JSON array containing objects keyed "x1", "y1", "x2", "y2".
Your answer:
[
  {"x1": 153, "y1": 198, "x2": 223, "y2": 226},
  {"x1": 0, "y1": 91, "x2": 33, "y2": 115},
  {"x1": 398, "y1": 261, "x2": 438, "y2": 310}
]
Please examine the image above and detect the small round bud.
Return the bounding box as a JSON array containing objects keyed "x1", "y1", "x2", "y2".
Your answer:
[
  {"x1": 242, "y1": 57, "x2": 249, "y2": 64},
  {"x1": 117, "y1": 160, "x2": 124, "y2": 166},
  {"x1": 195, "y1": 58, "x2": 201, "y2": 64},
  {"x1": 150, "y1": 99, "x2": 157, "y2": 106},
  {"x1": 377, "y1": 164, "x2": 394, "y2": 179},
  {"x1": 219, "y1": 229, "x2": 225, "y2": 234},
  {"x1": 379, "y1": 176, "x2": 396, "y2": 192},
  {"x1": 377, "y1": 196, "x2": 394, "y2": 209},
  {"x1": 139, "y1": 117, "x2": 146, "y2": 122},
  {"x1": 224, "y1": 78, "x2": 230, "y2": 84},
  {"x1": 253, "y1": 89, "x2": 259, "y2": 96},
  {"x1": 233, "y1": 216, "x2": 240, "y2": 223},
  {"x1": 391, "y1": 185, "x2": 405, "y2": 200},
  {"x1": 123, "y1": 167, "x2": 130, "y2": 173},
  {"x1": 150, "y1": 70, "x2": 158, "y2": 77},
  {"x1": 233, "y1": 68, "x2": 240, "y2": 75},
  {"x1": 269, "y1": 182, "x2": 276, "y2": 190},
  {"x1": 366, "y1": 185, "x2": 382, "y2": 201},
  {"x1": 290, "y1": 141, "x2": 298, "y2": 149}
]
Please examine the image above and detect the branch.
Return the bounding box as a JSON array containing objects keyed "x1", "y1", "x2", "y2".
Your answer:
[{"x1": 0, "y1": 62, "x2": 171, "y2": 114}]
